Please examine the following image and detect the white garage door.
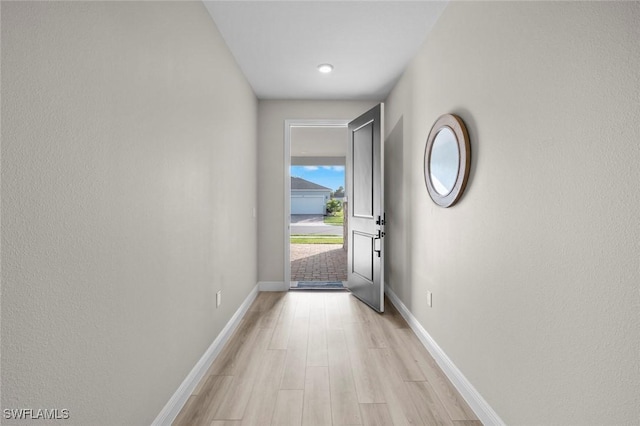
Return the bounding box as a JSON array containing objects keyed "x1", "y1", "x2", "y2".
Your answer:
[{"x1": 291, "y1": 195, "x2": 325, "y2": 215}]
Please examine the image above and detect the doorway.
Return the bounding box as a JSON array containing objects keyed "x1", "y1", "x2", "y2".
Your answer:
[
  {"x1": 284, "y1": 120, "x2": 349, "y2": 290},
  {"x1": 283, "y1": 104, "x2": 384, "y2": 311}
]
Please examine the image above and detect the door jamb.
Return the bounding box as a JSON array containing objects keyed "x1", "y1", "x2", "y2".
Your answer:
[{"x1": 284, "y1": 119, "x2": 350, "y2": 289}]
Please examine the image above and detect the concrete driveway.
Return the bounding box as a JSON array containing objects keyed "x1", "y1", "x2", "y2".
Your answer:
[{"x1": 290, "y1": 215, "x2": 343, "y2": 236}]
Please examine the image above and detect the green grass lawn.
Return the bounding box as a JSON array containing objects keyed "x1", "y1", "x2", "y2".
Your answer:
[
  {"x1": 291, "y1": 235, "x2": 343, "y2": 244},
  {"x1": 324, "y1": 211, "x2": 344, "y2": 226}
]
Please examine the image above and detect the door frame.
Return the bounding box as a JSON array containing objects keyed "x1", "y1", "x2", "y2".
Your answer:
[{"x1": 284, "y1": 119, "x2": 349, "y2": 288}]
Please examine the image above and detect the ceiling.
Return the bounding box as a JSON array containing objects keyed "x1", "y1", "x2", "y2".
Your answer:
[{"x1": 203, "y1": 1, "x2": 448, "y2": 100}]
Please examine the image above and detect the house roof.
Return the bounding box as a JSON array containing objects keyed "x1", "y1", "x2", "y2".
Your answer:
[{"x1": 291, "y1": 177, "x2": 332, "y2": 191}]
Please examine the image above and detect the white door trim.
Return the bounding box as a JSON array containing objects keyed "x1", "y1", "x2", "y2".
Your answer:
[{"x1": 284, "y1": 119, "x2": 349, "y2": 288}]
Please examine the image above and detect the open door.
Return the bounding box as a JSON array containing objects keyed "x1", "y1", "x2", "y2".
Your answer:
[{"x1": 346, "y1": 104, "x2": 384, "y2": 312}]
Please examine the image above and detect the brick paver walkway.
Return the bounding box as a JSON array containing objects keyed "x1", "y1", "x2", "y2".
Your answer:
[{"x1": 290, "y1": 244, "x2": 347, "y2": 282}]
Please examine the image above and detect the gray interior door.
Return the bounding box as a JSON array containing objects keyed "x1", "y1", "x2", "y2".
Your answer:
[{"x1": 347, "y1": 104, "x2": 384, "y2": 312}]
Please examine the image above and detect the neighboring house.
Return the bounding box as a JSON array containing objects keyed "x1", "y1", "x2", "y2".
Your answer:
[{"x1": 291, "y1": 176, "x2": 332, "y2": 215}]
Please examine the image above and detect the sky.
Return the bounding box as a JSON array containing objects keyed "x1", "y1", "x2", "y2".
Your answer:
[{"x1": 291, "y1": 165, "x2": 345, "y2": 191}]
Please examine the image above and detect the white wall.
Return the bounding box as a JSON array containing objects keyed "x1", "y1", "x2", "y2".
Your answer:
[
  {"x1": 384, "y1": 2, "x2": 640, "y2": 424},
  {"x1": 257, "y1": 101, "x2": 377, "y2": 282},
  {"x1": 291, "y1": 127, "x2": 348, "y2": 157},
  {"x1": 1, "y1": 2, "x2": 257, "y2": 424}
]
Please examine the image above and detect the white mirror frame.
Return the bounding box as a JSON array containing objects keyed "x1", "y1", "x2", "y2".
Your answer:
[{"x1": 424, "y1": 114, "x2": 471, "y2": 208}]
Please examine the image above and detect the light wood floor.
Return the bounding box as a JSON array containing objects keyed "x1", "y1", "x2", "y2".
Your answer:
[{"x1": 173, "y1": 291, "x2": 482, "y2": 426}]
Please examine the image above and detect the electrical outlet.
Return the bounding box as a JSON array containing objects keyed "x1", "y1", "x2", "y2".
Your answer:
[
  {"x1": 427, "y1": 291, "x2": 432, "y2": 307},
  {"x1": 216, "y1": 290, "x2": 222, "y2": 308}
]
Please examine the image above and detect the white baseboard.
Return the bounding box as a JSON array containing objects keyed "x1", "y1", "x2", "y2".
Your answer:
[
  {"x1": 152, "y1": 284, "x2": 259, "y2": 426},
  {"x1": 259, "y1": 281, "x2": 288, "y2": 291},
  {"x1": 384, "y1": 285, "x2": 505, "y2": 426}
]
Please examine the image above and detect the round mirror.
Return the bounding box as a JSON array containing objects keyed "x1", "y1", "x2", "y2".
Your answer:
[
  {"x1": 429, "y1": 127, "x2": 459, "y2": 196},
  {"x1": 424, "y1": 114, "x2": 471, "y2": 208}
]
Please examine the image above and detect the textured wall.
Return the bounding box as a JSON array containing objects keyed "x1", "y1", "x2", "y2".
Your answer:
[
  {"x1": 257, "y1": 100, "x2": 376, "y2": 282},
  {"x1": 384, "y1": 2, "x2": 640, "y2": 424},
  {"x1": 1, "y1": 2, "x2": 257, "y2": 424}
]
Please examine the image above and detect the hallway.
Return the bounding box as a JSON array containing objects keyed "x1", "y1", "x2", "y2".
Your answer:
[{"x1": 173, "y1": 291, "x2": 480, "y2": 426}]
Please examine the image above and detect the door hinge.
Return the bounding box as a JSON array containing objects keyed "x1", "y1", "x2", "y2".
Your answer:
[{"x1": 376, "y1": 214, "x2": 386, "y2": 226}]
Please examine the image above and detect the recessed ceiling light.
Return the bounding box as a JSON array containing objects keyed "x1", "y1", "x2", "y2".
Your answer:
[{"x1": 317, "y1": 64, "x2": 334, "y2": 74}]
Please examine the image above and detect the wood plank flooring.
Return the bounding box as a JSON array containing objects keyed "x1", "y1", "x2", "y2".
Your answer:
[{"x1": 173, "y1": 291, "x2": 480, "y2": 426}]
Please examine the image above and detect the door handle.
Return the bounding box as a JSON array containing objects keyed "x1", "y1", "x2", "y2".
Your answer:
[{"x1": 373, "y1": 229, "x2": 385, "y2": 258}]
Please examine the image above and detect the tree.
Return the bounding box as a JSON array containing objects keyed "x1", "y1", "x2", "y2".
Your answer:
[
  {"x1": 333, "y1": 186, "x2": 345, "y2": 198},
  {"x1": 326, "y1": 199, "x2": 342, "y2": 215}
]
